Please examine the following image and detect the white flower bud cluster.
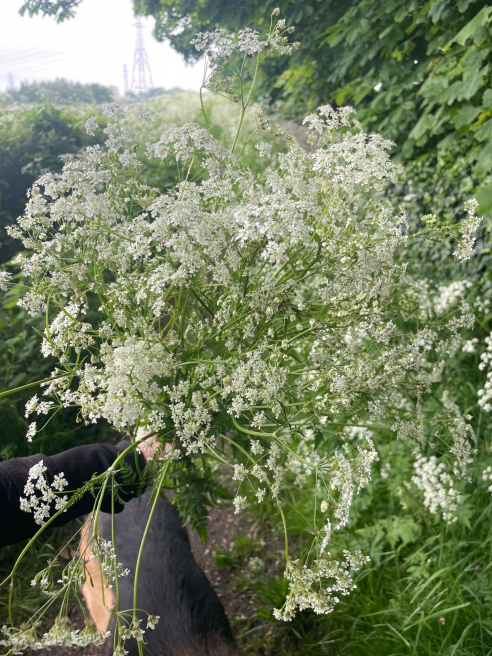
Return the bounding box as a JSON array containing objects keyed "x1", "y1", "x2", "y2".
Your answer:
[
  {"x1": 19, "y1": 460, "x2": 68, "y2": 526},
  {"x1": 274, "y1": 550, "x2": 369, "y2": 621},
  {"x1": 411, "y1": 456, "x2": 461, "y2": 523},
  {"x1": 478, "y1": 335, "x2": 492, "y2": 412},
  {"x1": 0, "y1": 619, "x2": 109, "y2": 651},
  {"x1": 453, "y1": 198, "x2": 483, "y2": 262},
  {"x1": 91, "y1": 537, "x2": 130, "y2": 588}
]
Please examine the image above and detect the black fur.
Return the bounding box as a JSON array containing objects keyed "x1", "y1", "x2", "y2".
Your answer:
[{"x1": 100, "y1": 489, "x2": 239, "y2": 656}]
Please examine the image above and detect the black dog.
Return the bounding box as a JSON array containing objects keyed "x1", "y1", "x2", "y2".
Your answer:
[{"x1": 95, "y1": 489, "x2": 241, "y2": 656}]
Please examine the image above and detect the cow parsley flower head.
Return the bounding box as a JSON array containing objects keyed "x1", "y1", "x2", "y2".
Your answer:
[
  {"x1": 26, "y1": 421, "x2": 37, "y2": 443},
  {"x1": 85, "y1": 116, "x2": 98, "y2": 136},
  {"x1": 19, "y1": 460, "x2": 68, "y2": 526},
  {"x1": 274, "y1": 550, "x2": 369, "y2": 621},
  {"x1": 0, "y1": 271, "x2": 12, "y2": 291},
  {"x1": 412, "y1": 456, "x2": 461, "y2": 523},
  {"x1": 454, "y1": 198, "x2": 482, "y2": 262},
  {"x1": 233, "y1": 495, "x2": 247, "y2": 514}
]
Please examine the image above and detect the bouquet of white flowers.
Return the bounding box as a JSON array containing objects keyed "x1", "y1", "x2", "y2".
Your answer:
[{"x1": 0, "y1": 10, "x2": 481, "y2": 653}]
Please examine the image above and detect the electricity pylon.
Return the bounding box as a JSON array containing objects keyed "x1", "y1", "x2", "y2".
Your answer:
[{"x1": 131, "y1": 18, "x2": 154, "y2": 93}]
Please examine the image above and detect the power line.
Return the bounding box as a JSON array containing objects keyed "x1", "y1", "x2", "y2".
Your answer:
[
  {"x1": 130, "y1": 17, "x2": 153, "y2": 93},
  {"x1": 0, "y1": 47, "x2": 60, "y2": 64},
  {"x1": 0, "y1": 52, "x2": 77, "y2": 77}
]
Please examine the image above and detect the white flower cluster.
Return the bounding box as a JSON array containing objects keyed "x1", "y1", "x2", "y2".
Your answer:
[
  {"x1": 478, "y1": 335, "x2": 492, "y2": 411},
  {"x1": 329, "y1": 430, "x2": 379, "y2": 528},
  {"x1": 7, "y1": 92, "x2": 476, "y2": 625},
  {"x1": 442, "y1": 391, "x2": 476, "y2": 479},
  {"x1": 0, "y1": 270, "x2": 12, "y2": 291},
  {"x1": 190, "y1": 15, "x2": 299, "y2": 65},
  {"x1": 482, "y1": 465, "x2": 492, "y2": 493},
  {"x1": 25, "y1": 394, "x2": 54, "y2": 418},
  {"x1": 0, "y1": 620, "x2": 109, "y2": 651},
  {"x1": 19, "y1": 460, "x2": 68, "y2": 526},
  {"x1": 463, "y1": 337, "x2": 478, "y2": 353},
  {"x1": 188, "y1": 10, "x2": 298, "y2": 107},
  {"x1": 91, "y1": 537, "x2": 130, "y2": 588},
  {"x1": 274, "y1": 550, "x2": 370, "y2": 621},
  {"x1": 453, "y1": 198, "x2": 483, "y2": 262},
  {"x1": 434, "y1": 280, "x2": 471, "y2": 315},
  {"x1": 411, "y1": 456, "x2": 461, "y2": 523}
]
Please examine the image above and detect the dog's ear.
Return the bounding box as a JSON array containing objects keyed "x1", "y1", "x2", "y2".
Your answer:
[{"x1": 79, "y1": 517, "x2": 114, "y2": 634}]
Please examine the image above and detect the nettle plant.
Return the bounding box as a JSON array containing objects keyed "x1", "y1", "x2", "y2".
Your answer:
[{"x1": 0, "y1": 10, "x2": 482, "y2": 653}]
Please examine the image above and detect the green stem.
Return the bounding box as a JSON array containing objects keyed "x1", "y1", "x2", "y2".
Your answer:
[
  {"x1": 231, "y1": 53, "x2": 260, "y2": 155},
  {"x1": 0, "y1": 375, "x2": 67, "y2": 399},
  {"x1": 231, "y1": 105, "x2": 245, "y2": 155},
  {"x1": 219, "y1": 432, "x2": 257, "y2": 464},
  {"x1": 231, "y1": 415, "x2": 276, "y2": 439},
  {"x1": 111, "y1": 475, "x2": 121, "y2": 642},
  {"x1": 277, "y1": 499, "x2": 289, "y2": 560},
  {"x1": 132, "y1": 462, "x2": 170, "y2": 654},
  {"x1": 199, "y1": 85, "x2": 211, "y2": 131}
]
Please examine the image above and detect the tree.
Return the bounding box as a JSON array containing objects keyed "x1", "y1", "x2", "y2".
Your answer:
[
  {"x1": 0, "y1": 79, "x2": 114, "y2": 105},
  {"x1": 0, "y1": 104, "x2": 97, "y2": 263}
]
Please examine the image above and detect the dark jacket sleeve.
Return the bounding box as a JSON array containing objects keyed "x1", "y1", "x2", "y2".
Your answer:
[{"x1": 0, "y1": 441, "x2": 146, "y2": 548}]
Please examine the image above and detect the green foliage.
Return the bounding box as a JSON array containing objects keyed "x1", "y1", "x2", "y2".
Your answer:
[
  {"x1": 16, "y1": 1, "x2": 492, "y2": 194},
  {"x1": 0, "y1": 103, "x2": 106, "y2": 633},
  {"x1": 230, "y1": 427, "x2": 492, "y2": 655},
  {"x1": 0, "y1": 104, "x2": 98, "y2": 264},
  {"x1": 130, "y1": 92, "x2": 284, "y2": 192},
  {"x1": 0, "y1": 79, "x2": 114, "y2": 105},
  {"x1": 169, "y1": 460, "x2": 232, "y2": 543},
  {"x1": 130, "y1": 0, "x2": 492, "y2": 220},
  {"x1": 124, "y1": 86, "x2": 184, "y2": 100},
  {"x1": 19, "y1": 0, "x2": 83, "y2": 22}
]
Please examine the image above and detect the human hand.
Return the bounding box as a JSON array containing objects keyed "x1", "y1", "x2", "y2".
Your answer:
[{"x1": 136, "y1": 433, "x2": 161, "y2": 463}]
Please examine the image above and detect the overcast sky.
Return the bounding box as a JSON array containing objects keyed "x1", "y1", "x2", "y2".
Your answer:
[{"x1": 0, "y1": 0, "x2": 204, "y2": 93}]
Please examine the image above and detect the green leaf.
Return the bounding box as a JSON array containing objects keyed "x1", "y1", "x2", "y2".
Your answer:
[
  {"x1": 457, "y1": 0, "x2": 477, "y2": 11},
  {"x1": 445, "y1": 6, "x2": 492, "y2": 49},
  {"x1": 474, "y1": 140, "x2": 492, "y2": 178},
  {"x1": 428, "y1": 0, "x2": 448, "y2": 24},
  {"x1": 474, "y1": 118, "x2": 492, "y2": 141},
  {"x1": 475, "y1": 182, "x2": 492, "y2": 215},
  {"x1": 409, "y1": 113, "x2": 435, "y2": 141},
  {"x1": 452, "y1": 104, "x2": 482, "y2": 128},
  {"x1": 483, "y1": 88, "x2": 492, "y2": 107},
  {"x1": 420, "y1": 74, "x2": 449, "y2": 99},
  {"x1": 442, "y1": 74, "x2": 482, "y2": 103},
  {"x1": 384, "y1": 516, "x2": 421, "y2": 549}
]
